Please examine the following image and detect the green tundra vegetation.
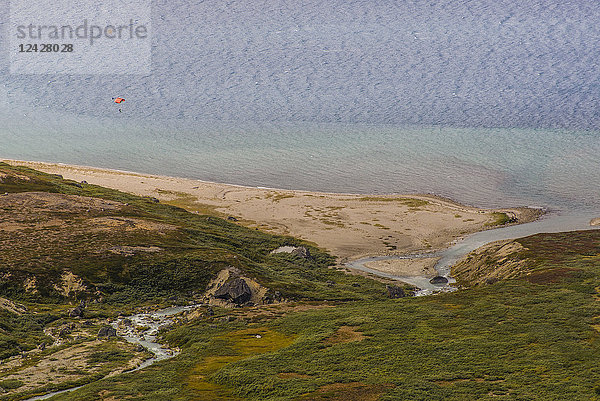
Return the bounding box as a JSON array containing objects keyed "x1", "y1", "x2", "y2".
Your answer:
[
  {"x1": 1, "y1": 162, "x2": 600, "y2": 400},
  {"x1": 0, "y1": 163, "x2": 390, "y2": 400}
]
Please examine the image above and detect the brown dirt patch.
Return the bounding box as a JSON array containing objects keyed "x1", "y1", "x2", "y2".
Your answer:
[
  {"x1": 88, "y1": 216, "x2": 176, "y2": 232},
  {"x1": 296, "y1": 382, "x2": 394, "y2": 401},
  {"x1": 523, "y1": 268, "x2": 582, "y2": 284},
  {"x1": 452, "y1": 240, "x2": 530, "y2": 286},
  {"x1": 323, "y1": 326, "x2": 365, "y2": 345},
  {"x1": 0, "y1": 192, "x2": 174, "y2": 235},
  {"x1": 0, "y1": 191, "x2": 123, "y2": 213},
  {"x1": 0, "y1": 171, "x2": 32, "y2": 184}
]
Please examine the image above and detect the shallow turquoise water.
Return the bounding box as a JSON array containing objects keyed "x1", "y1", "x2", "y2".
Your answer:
[{"x1": 0, "y1": 103, "x2": 598, "y2": 211}]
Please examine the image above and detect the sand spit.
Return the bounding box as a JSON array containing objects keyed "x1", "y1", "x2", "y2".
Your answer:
[{"x1": 4, "y1": 160, "x2": 540, "y2": 268}]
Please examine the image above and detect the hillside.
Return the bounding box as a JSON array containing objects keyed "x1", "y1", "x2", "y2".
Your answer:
[
  {"x1": 1, "y1": 163, "x2": 600, "y2": 400},
  {"x1": 452, "y1": 231, "x2": 600, "y2": 287},
  {"x1": 52, "y1": 228, "x2": 600, "y2": 401},
  {"x1": 0, "y1": 163, "x2": 391, "y2": 400}
]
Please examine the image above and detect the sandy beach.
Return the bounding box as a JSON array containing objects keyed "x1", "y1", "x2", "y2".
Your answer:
[
  {"x1": 3, "y1": 160, "x2": 541, "y2": 275},
  {"x1": 364, "y1": 257, "x2": 440, "y2": 277}
]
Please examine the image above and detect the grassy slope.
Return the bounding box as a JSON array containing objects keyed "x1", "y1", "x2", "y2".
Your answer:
[
  {"x1": 0, "y1": 162, "x2": 392, "y2": 304},
  {"x1": 55, "y1": 235, "x2": 600, "y2": 399},
  {"x1": 2, "y1": 163, "x2": 600, "y2": 400},
  {"x1": 0, "y1": 163, "x2": 393, "y2": 400}
]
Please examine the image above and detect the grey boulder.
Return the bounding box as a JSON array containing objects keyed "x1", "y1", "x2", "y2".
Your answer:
[{"x1": 214, "y1": 278, "x2": 252, "y2": 305}]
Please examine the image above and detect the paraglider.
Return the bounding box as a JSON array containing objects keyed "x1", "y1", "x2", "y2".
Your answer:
[{"x1": 112, "y1": 97, "x2": 125, "y2": 112}]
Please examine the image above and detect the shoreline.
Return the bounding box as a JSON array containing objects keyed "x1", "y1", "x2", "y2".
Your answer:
[
  {"x1": 2, "y1": 159, "x2": 544, "y2": 275},
  {"x1": 1, "y1": 159, "x2": 543, "y2": 211}
]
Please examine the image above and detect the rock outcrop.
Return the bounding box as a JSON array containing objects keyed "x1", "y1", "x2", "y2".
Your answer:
[
  {"x1": 214, "y1": 278, "x2": 252, "y2": 305},
  {"x1": 271, "y1": 246, "x2": 312, "y2": 259},
  {"x1": 291, "y1": 246, "x2": 312, "y2": 259},
  {"x1": 58, "y1": 327, "x2": 72, "y2": 338},
  {"x1": 68, "y1": 301, "x2": 85, "y2": 318},
  {"x1": 97, "y1": 326, "x2": 117, "y2": 339},
  {"x1": 262, "y1": 290, "x2": 283, "y2": 304},
  {"x1": 429, "y1": 276, "x2": 449, "y2": 285},
  {"x1": 68, "y1": 306, "x2": 84, "y2": 318},
  {"x1": 385, "y1": 285, "x2": 405, "y2": 298},
  {"x1": 204, "y1": 267, "x2": 269, "y2": 307}
]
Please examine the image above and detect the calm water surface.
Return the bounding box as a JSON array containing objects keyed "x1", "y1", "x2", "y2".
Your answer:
[{"x1": 0, "y1": 0, "x2": 598, "y2": 212}]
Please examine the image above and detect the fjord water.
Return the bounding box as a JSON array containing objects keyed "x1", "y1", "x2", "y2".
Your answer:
[
  {"x1": 1, "y1": 110, "x2": 599, "y2": 213},
  {"x1": 1, "y1": 0, "x2": 599, "y2": 213}
]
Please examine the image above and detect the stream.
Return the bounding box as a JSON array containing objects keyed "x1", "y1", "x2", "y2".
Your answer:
[
  {"x1": 347, "y1": 211, "x2": 600, "y2": 295},
  {"x1": 26, "y1": 305, "x2": 199, "y2": 401}
]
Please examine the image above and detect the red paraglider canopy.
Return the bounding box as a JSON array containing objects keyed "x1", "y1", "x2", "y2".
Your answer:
[{"x1": 113, "y1": 97, "x2": 125, "y2": 104}]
